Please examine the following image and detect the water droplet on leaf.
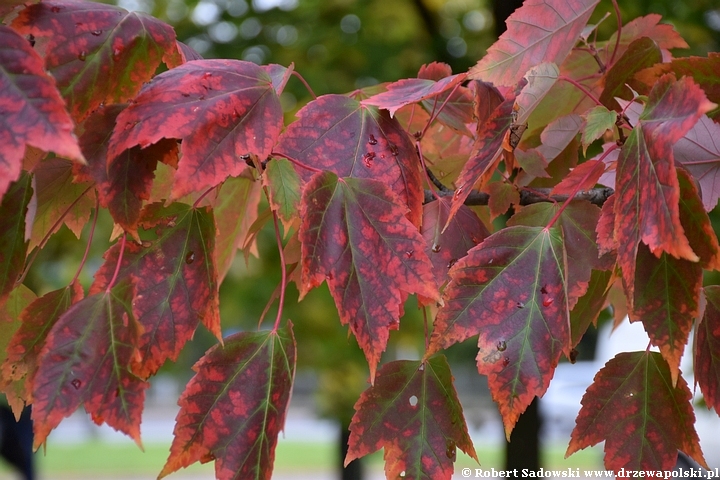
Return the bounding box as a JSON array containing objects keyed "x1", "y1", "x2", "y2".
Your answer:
[
  {"x1": 78, "y1": 51, "x2": 86, "y2": 61},
  {"x1": 569, "y1": 348, "x2": 579, "y2": 364},
  {"x1": 542, "y1": 297, "x2": 553, "y2": 307},
  {"x1": 363, "y1": 152, "x2": 375, "y2": 168},
  {"x1": 453, "y1": 187, "x2": 463, "y2": 200},
  {"x1": 502, "y1": 356, "x2": 510, "y2": 367},
  {"x1": 516, "y1": 301, "x2": 524, "y2": 309},
  {"x1": 418, "y1": 363, "x2": 424, "y2": 371},
  {"x1": 389, "y1": 144, "x2": 399, "y2": 156},
  {"x1": 202, "y1": 72, "x2": 212, "y2": 79},
  {"x1": 71, "y1": 379, "x2": 82, "y2": 390},
  {"x1": 431, "y1": 243, "x2": 441, "y2": 253},
  {"x1": 112, "y1": 48, "x2": 122, "y2": 61},
  {"x1": 26, "y1": 34, "x2": 35, "y2": 47},
  {"x1": 91, "y1": 30, "x2": 102, "y2": 36},
  {"x1": 447, "y1": 258, "x2": 457, "y2": 269},
  {"x1": 497, "y1": 340, "x2": 507, "y2": 351},
  {"x1": 368, "y1": 134, "x2": 377, "y2": 145},
  {"x1": 405, "y1": 250, "x2": 413, "y2": 258},
  {"x1": 540, "y1": 285, "x2": 548, "y2": 295},
  {"x1": 408, "y1": 395, "x2": 418, "y2": 407},
  {"x1": 185, "y1": 251, "x2": 195, "y2": 264},
  {"x1": 446, "y1": 440, "x2": 456, "y2": 459}
]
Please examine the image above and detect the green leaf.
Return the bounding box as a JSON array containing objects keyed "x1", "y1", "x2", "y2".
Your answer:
[
  {"x1": 263, "y1": 157, "x2": 302, "y2": 232},
  {"x1": 0, "y1": 172, "x2": 33, "y2": 307},
  {"x1": 581, "y1": 106, "x2": 617, "y2": 152}
]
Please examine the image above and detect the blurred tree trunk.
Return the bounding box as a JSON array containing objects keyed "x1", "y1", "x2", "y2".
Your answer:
[{"x1": 340, "y1": 419, "x2": 363, "y2": 480}]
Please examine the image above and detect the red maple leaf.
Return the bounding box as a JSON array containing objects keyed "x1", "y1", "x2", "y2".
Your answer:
[
  {"x1": 160, "y1": 325, "x2": 296, "y2": 480},
  {"x1": 567, "y1": 352, "x2": 706, "y2": 470},
  {"x1": 696, "y1": 286, "x2": 720, "y2": 414},
  {"x1": 109, "y1": 59, "x2": 283, "y2": 199},
  {"x1": 32, "y1": 279, "x2": 148, "y2": 448},
  {"x1": 91, "y1": 203, "x2": 221, "y2": 379},
  {"x1": 275, "y1": 94, "x2": 424, "y2": 226},
  {"x1": 346, "y1": 356, "x2": 476, "y2": 479},
  {"x1": 468, "y1": 0, "x2": 600, "y2": 86},
  {"x1": 299, "y1": 172, "x2": 439, "y2": 380},
  {"x1": 613, "y1": 75, "x2": 715, "y2": 303},
  {"x1": 428, "y1": 226, "x2": 570, "y2": 435},
  {"x1": 0, "y1": 25, "x2": 84, "y2": 200},
  {"x1": 11, "y1": 0, "x2": 180, "y2": 121}
]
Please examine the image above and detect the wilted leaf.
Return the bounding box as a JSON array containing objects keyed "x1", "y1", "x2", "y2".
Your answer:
[
  {"x1": 0, "y1": 173, "x2": 33, "y2": 307},
  {"x1": 429, "y1": 226, "x2": 569, "y2": 435},
  {"x1": 468, "y1": 0, "x2": 599, "y2": 86},
  {"x1": 109, "y1": 59, "x2": 283, "y2": 200},
  {"x1": 614, "y1": 75, "x2": 715, "y2": 302},
  {"x1": 11, "y1": 0, "x2": 179, "y2": 121},
  {"x1": 32, "y1": 279, "x2": 148, "y2": 448},
  {"x1": 346, "y1": 356, "x2": 476, "y2": 479},
  {"x1": 0, "y1": 25, "x2": 83, "y2": 200},
  {"x1": 276, "y1": 94, "x2": 423, "y2": 226},
  {"x1": 300, "y1": 172, "x2": 439, "y2": 380},
  {"x1": 696, "y1": 286, "x2": 720, "y2": 413},
  {"x1": 567, "y1": 351, "x2": 706, "y2": 470},
  {"x1": 92, "y1": 204, "x2": 220, "y2": 379},
  {"x1": 160, "y1": 324, "x2": 296, "y2": 480},
  {"x1": 422, "y1": 198, "x2": 489, "y2": 287}
]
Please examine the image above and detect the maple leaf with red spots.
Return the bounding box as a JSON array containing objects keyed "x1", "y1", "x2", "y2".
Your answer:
[
  {"x1": 428, "y1": 226, "x2": 570, "y2": 435},
  {"x1": 160, "y1": 325, "x2": 296, "y2": 480},
  {"x1": 613, "y1": 74, "x2": 716, "y2": 304},
  {"x1": 32, "y1": 278, "x2": 148, "y2": 448},
  {"x1": 299, "y1": 172, "x2": 439, "y2": 380},
  {"x1": 109, "y1": 59, "x2": 283, "y2": 200},
  {"x1": 567, "y1": 352, "x2": 706, "y2": 470},
  {"x1": 346, "y1": 356, "x2": 476, "y2": 480}
]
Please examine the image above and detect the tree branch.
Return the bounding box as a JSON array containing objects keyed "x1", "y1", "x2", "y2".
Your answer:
[{"x1": 423, "y1": 186, "x2": 614, "y2": 207}]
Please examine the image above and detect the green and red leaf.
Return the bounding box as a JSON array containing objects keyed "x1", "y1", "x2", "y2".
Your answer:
[
  {"x1": 696, "y1": 286, "x2": 720, "y2": 413},
  {"x1": 567, "y1": 352, "x2": 706, "y2": 470},
  {"x1": 160, "y1": 324, "x2": 296, "y2": 480},
  {"x1": 0, "y1": 172, "x2": 33, "y2": 307},
  {"x1": 299, "y1": 172, "x2": 439, "y2": 380},
  {"x1": 0, "y1": 25, "x2": 83, "y2": 199},
  {"x1": 11, "y1": 0, "x2": 179, "y2": 121},
  {"x1": 32, "y1": 278, "x2": 148, "y2": 448},
  {"x1": 276, "y1": 94, "x2": 423, "y2": 226},
  {"x1": 109, "y1": 59, "x2": 283, "y2": 199},
  {"x1": 346, "y1": 356, "x2": 476, "y2": 479},
  {"x1": 92, "y1": 204, "x2": 220, "y2": 379},
  {"x1": 428, "y1": 226, "x2": 569, "y2": 435},
  {"x1": 468, "y1": 0, "x2": 599, "y2": 86}
]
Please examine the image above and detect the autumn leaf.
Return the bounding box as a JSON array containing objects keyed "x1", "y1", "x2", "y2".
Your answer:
[
  {"x1": 514, "y1": 62, "x2": 560, "y2": 126},
  {"x1": 11, "y1": 0, "x2": 179, "y2": 121},
  {"x1": 613, "y1": 75, "x2": 716, "y2": 303},
  {"x1": 263, "y1": 157, "x2": 302, "y2": 232},
  {"x1": 421, "y1": 198, "x2": 489, "y2": 287},
  {"x1": 428, "y1": 226, "x2": 569, "y2": 435},
  {"x1": 160, "y1": 324, "x2": 296, "y2": 480},
  {"x1": 417, "y1": 62, "x2": 475, "y2": 136},
  {"x1": 550, "y1": 160, "x2": 605, "y2": 196},
  {"x1": 262, "y1": 63, "x2": 294, "y2": 96},
  {"x1": 630, "y1": 168, "x2": 720, "y2": 385},
  {"x1": 0, "y1": 172, "x2": 33, "y2": 308},
  {"x1": 606, "y1": 14, "x2": 688, "y2": 62},
  {"x1": 0, "y1": 25, "x2": 84, "y2": 200},
  {"x1": 569, "y1": 269, "x2": 612, "y2": 348},
  {"x1": 91, "y1": 204, "x2": 221, "y2": 379},
  {"x1": 32, "y1": 278, "x2": 148, "y2": 448},
  {"x1": 581, "y1": 106, "x2": 616, "y2": 152},
  {"x1": 300, "y1": 172, "x2": 439, "y2": 380},
  {"x1": 567, "y1": 351, "x2": 706, "y2": 470},
  {"x1": 1, "y1": 282, "x2": 83, "y2": 413},
  {"x1": 276, "y1": 94, "x2": 424, "y2": 226},
  {"x1": 696, "y1": 286, "x2": 720, "y2": 414},
  {"x1": 109, "y1": 59, "x2": 283, "y2": 200},
  {"x1": 485, "y1": 182, "x2": 520, "y2": 220},
  {"x1": 468, "y1": 0, "x2": 599, "y2": 86},
  {"x1": 346, "y1": 356, "x2": 476, "y2": 480},
  {"x1": 673, "y1": 114, "x2": 720, "y2": 211}
]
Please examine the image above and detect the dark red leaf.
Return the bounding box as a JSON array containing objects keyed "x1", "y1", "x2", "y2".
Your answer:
[
  {"x1": 567, "y1": 352, "x2": 706, "y2": 470},
  {"x1": 596, "y1": 194, "x2": 615, "y2": 256},
  {"x1": 109, "y1": 59, "x2": 283, "y2": 199},
  {"x1": 1, "y1": 282, "x2": 83, "y2": 409},
  {"x1": 468, "y1": 0, "x2": 600, "y2": 86},
  {"x1": 300, "y1": 172, "x2": 439, "y2": 380},
  {"x1": 276, "y1": 94, "x2": 423, "y2": 226},
  {"x1": 696, "y1": 286, "x2": 720, "y2": 413},
  {"x1": 32, "y1": 279, "x2": 148, "y2": 448},
  {"x1": 428, "y1": 226, "x2": 569, "y2": 435},
  {"x1": 346, "y1": 356, "x2": 476, "y2": 479},
  {"x1": 598, "y1": 36, "x2": 662, "y2": 111},
  {"x1": 92, "y1": 204, "x2": 221, "y2": 379},
  {"x1": 0, "y1": 25, "x2": 83, "y2": 199},
  {"x1": 550, "y1": 160, "x2": 605, "y2": 196},
  {"x1": 614, "y1": 75, "x2": 715, "y2": 303},
  {"x1": 11, "y1": 0, "x2": 179, "y2": 121},
  {"x1": 361, "y1": 71, "x2": 467, "y2": 117},
  {"x1": 160, "y1": 324, "x2": 296, "y2": 480},
  {"x1": 422, "y1": 198, "x2": 489, "y2": 287},
  {"x1": 0, "y1": 173, "x2": 33, "y2": 307}
]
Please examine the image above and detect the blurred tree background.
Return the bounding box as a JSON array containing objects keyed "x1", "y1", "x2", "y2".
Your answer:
[{"x1": 22, "y1": 0, "x2": 720, "y2": 478}]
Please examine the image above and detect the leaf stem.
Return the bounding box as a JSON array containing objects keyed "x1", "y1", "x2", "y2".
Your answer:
[
  {"x1": 558, "y1": 76, "x2": 603, "y2": 107},
  {"x1": 192, "y1": 186, "x2": 216, "y2": 208},
  {"x1": 608, "y1": 0, "x2": 623, "y2": 67},
  {"x1": 270, "y1": 206, "x2": 288, "y2": 333},
  {"x1": 272, "y1": 151, "x2": 322, "y2": 174},
  {"x1": 106, "y1": 233, "x2": 127, "y2": 293},
  {"x1": 422, "y1": 306, "x2": 430, "y2": 352},
  {"x1": 16, "y1": 185, "x2": 94, "y2": 287},
  {"x1": 70, "y1": 195, "x2": 100, "y2": 286},
  {"x1": 420, "y1": 81, "x2": 464, "y2": 140},
  {"x1": 291, "y1": 71, "x2": 317, "y2": 100},
  {"x1": 545, "y1": 144, "x2": 619, "y2": 230}
]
